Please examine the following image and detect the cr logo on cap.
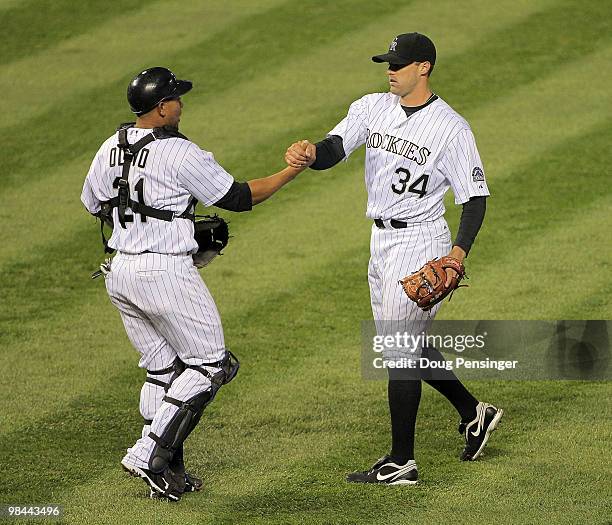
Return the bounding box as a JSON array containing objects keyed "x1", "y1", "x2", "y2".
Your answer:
[{"x1": 389, "y1": 37, "x2": 398, "y2": 52}]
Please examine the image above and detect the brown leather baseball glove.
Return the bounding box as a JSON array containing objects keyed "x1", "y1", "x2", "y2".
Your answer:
[{"x1": 399, "y1": 256, "x2": 467, "y2": 311}]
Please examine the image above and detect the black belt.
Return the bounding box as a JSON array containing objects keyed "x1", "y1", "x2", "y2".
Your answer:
[{"x1": 374, "y1": 219, "x2": 408, "y2": 229}]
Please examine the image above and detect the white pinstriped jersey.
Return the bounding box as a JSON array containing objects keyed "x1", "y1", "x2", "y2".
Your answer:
[
  {"x1": 328, "y1": 93, "x2": 489, "y2": 221},
  {"x1": 81, "y1": 127, "x2": 234, "y2": 254}
]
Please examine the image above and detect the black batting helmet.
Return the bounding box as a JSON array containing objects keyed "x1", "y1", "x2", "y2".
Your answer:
[{"x1": 127, "y1": 67, "x2": 193, "y2": 116}]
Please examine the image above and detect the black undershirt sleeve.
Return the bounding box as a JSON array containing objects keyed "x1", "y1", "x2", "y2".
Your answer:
[
  {"x1": 213, "y1": 180, "x2": 253, "y2": 212},
  {"x1": 454, "y1": 196, "x2": 487, "y2": 255},
  {"x1": 310, "y1": 135, "x2": 346, "y2": 170}
]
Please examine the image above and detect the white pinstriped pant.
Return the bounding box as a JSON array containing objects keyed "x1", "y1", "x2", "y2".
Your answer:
[
  {"x1": 105, "y1": 252, "x2": 226, "y2": 468},
  {"x1": 368, "y1": 217, "x2": 452, "y2": 361}
]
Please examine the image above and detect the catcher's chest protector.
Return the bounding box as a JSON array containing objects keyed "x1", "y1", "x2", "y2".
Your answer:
[{"x1": 96, "y1": 123, "x2": 197, "y2": 253}]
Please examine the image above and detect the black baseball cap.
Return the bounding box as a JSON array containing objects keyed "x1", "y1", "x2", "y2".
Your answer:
[{"x1": 372, "y1": 33, "x2": 436, "y2": 66}]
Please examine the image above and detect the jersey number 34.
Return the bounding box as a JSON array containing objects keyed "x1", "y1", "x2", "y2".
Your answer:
[{"x1": 391, "y1": 167, "x2": 429, "y2": 198}]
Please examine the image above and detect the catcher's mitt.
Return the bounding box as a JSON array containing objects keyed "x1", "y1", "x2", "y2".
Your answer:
[
  {"x1": 399, "y1": 256, "x2": 467, "y2": 311},
  {"x1": 192, "y1": 215, "x2": 229, "y2": 268}
]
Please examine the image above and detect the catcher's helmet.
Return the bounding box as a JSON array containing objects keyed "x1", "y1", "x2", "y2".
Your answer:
[{"x1": 127, "y1": 67, "x2": 192, "y2": 116}]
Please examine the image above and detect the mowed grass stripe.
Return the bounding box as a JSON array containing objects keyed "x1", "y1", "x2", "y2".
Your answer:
[
  {"x1": 395, "y1": 386, "x2": 611, "y2": 525},
  {"x1": 473, "y1": 119, "x2": 612, "y2": 252},
  {"x1": 1, "y1": 366, "x2": 139, "y2": 501},
  {"x1": 239, "y1": 381, "x2": 610, "y2": 525},
  {"x1": 446, "y1": 195, "x2": 612, "y2": 320},
  {"x1": 0, "y1": 0, "x2": 156, "y2": 66},
  {"x1": 0, "y1": 0, "x2": 414, "y2": 195},
  {"x1": 0, "y1": 0, "x2": 555, "y2": 194},
  {"x1": 0, "y1": 0, "x2": 22, "y2": 10},
  {"x1": 470, "y1": 46, "x2": 612, "y2": 177},
  {"x1": 0, "y1": 0, "x2": 593, "y2": 265},
  {"x1": 566, "y1": 280, "x2": 612, "y2": 318},
  {"x1": 442, "y1": 119, "x2": 612, "y2": 320},
  {"x1": 433, "y1": 0, "x2": 612, "y2": 114},
  {"x1": 0, "y1": 0, "x2": 420, "y2": 132},
  {"x1": 0, "y1": 0, "x2": 287, "y2": 131},
  {"x1": 168, "y1": 0, "x2": 566, "y2": 162}
]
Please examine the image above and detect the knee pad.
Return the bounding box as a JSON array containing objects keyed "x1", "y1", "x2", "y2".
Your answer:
[{"x1": 188, "y1": 350, "x2": 240, "y2": 387}]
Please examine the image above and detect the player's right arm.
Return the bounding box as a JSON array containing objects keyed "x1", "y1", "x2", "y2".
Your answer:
[
  {"x1": 285, "y1": 135, "x2": 346, "y2": 170},
  {"x1": 285, "y1": 95, "x2": 370, "y2": 170}
]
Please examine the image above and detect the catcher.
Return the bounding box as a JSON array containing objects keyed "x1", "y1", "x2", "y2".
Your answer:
[{"x1": 82, "y1": 67, "x2": 308, "y2": 501}]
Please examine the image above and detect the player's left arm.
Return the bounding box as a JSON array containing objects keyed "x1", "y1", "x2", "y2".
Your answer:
[
  {"x1": 439, "y1": 128, "x2": 490, "y2": 286},
  {"x1": 453, "y1": 196, "x2": 487, "y2": 255},
  {"x1": 446, "y1": 196, "x2": 487, "y2": 282},
  {"x1": 81, "y1": 150, "x2": 105, "y2": 216},
  {"x1": 178, "y1": 142, "x2": 309, "y2": 212}
]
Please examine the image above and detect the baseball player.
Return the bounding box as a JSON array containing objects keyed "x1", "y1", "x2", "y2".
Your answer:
[
  {"x1": 81, "y1": 67, "x2": 307, "y2": 501},
  {"x1": 286, "y1": 33, "x2": 503, "y2": 484}
]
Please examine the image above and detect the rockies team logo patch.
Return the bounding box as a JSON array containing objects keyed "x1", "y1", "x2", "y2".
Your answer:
[{"x1": 472, "y1": 167, "x2": 485, "y2": 182}]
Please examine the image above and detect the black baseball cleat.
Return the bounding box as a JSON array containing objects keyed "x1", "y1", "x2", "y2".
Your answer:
[
  {"x1": 151, "y1": 470, "x2": 201, "y2": 498},
  {"x1": 150, "y1": 467, "x2": 201, "y2": 495},
  {"x1": 121, "y1": 459, "x2": 184, "y2": 501},
  {"x1": 459, "y1": 402, "x2": 504, "y2": 461},
  {"x1": 168, "y1": 445, "x2": 202, "y2": 493},
  {"x1": 347, "y1": 455, "x2": 418, "y2": 485},
  {"x1": 184, "y1": 471, "x2": 203, "y2": 492}
]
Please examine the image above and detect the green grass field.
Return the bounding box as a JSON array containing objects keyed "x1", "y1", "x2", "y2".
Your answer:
[{"x1": 1, "y1": 0, "x2": 611, "y2": 523}]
